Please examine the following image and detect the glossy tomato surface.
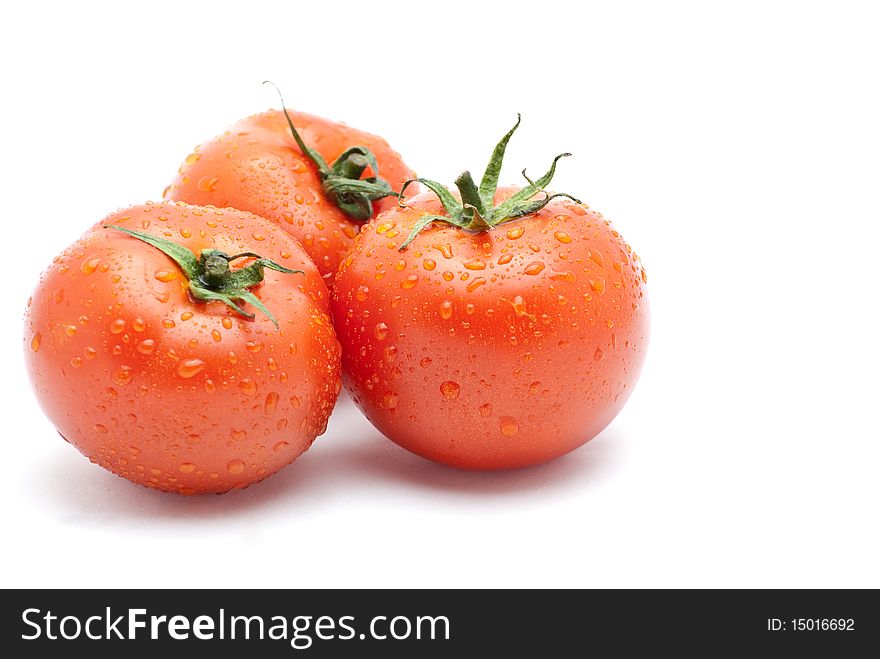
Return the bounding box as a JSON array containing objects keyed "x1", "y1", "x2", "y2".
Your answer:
[
  {"x1": 331, "y1": 189, "x2": 649, "y2": 469},
  {"x1": 24, "y1": 202, "x2": 341, "y2": 494},
  {"x1": 164, "y1": 110, "x2": 414, "y2": 284}
]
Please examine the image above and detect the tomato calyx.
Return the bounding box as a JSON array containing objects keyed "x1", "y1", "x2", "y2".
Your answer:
[
  {"x1": 104, "y1": 225, "x2": 303, "y2": 329},
  {"x1": 263, "y1": 81, "x2": 397, "y2": 222},
  {"x1": 396, "y1": 115, "x2": 581, "y2": 250}
]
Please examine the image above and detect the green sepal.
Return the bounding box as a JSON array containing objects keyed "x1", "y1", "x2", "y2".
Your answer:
[
  {"x1": 399, "y1": 178, "x2": 462, "y2": 217},
  {"x1": 264, "y1": 81, "x2": 398, "y2": 222},
  {"x1": 399, "y1": 214, "x2": 459, "y2": 250},
  {"x1": 479, "y1": 113, "x2": 521, "y2": 208},
  {"x1": 105, "y1": 225, "x2": 302, "y2": 329},
  {"x1": 396, "y1": 117, "x2": 581, "y2": 250},
  {"x1": 105, "y1": 225, "x2": 200, "y2": 278},
  {"x1": 189, "y1": 283, "x2": 254, "y2": 320}
]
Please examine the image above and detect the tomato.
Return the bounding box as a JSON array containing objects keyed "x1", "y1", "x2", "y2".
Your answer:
[
  {"x1": 164, "y1": 92, "x2": 414, "y2": 285},
  {"x1": 24, "y1": 202, "x2": 341, "y2": 494},
  {"x1": 331, "y1": 117, "x2": 649, "y2": 469}
]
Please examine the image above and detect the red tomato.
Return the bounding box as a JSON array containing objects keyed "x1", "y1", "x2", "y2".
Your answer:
[
  {"x1": 331, "y1": 118, "x2": 649, "y2": 469},
  {"x1": 24, "y1": 202, "x2": 341, "y2": 494},
  {"x1": 164, "y1": 103, "x2": 414, "y2": 284}
]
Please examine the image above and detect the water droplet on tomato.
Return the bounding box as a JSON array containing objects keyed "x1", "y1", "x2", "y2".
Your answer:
[
  {"x1": 440, "y1": 300, "x2": 453, "y2": 320},
  {"x1": 197, "y1": 176, "x2": 219, "y2": 192},
  {"x1": 53, "y1": 289, "x2": 64, "y2": 304},
  {"x1": 374, "y1": 322, "x2": 389, "y2": 340},
  {"x1": 273, "y1": 441, "x2": 289, "y2": 453},
  {"x1": 226, "y1": 459, "x2": 245, "y2": 475},
  {"x1": 511, "y1": 296, "x2": 530, "y2": 316},
  {"x1": 523, "y1": 261, "x2": 545, "y2": 275},
  {"x1": 264, "y1": 391, "x2": 279, "y2": 414},
  {"x1": 178, "y1": 462, "x2": 196, "y2": 474},
  {"x1": 211, "y1": 329, "x2": 222, "y2": 342},
  {"x1": 383, "y1": 393, "x2": 399, "y2": 409},
  {"x1": 112, "y1": 365, "x2": 133, "y2": 385},
  {"x1": 356, "y1": 285, "x2": 370, "y2": 301},
  {"x1": 246, "y1": 340, "x2": 263, "y2": 353},
  {"x1": 95, "y1": 423, "x2": 109, "y2": 434},
  {"x1": 30, "y1": 333, "x2": 41, "y2": 352},
  {"x1": 110, "y1": 319, "x2": 126, "y2": 334},
  {"x1": 401, "y1": 274, "x2": 419, "y2": 289},
  {"x1": 554, "y1": 231, "x2": 572, "y2": 244},
  {"x1": 464, "y1": 259, "x2": 486, "y2": 270},
  {"x1": 479, "y1": 403, "x2": 492, "y2": 417},
  {"x1": 177, "y1": 359, "x2": 206, "y2": 379},
  {"x1": 420, "y1": 356, "x2": 432, "y2": 368},
  {"x1": 136, "y1": 339, "x2": 155, "y2": 355},
  {"x1": 506, "y1": 227, "x2": 524, "y2": 240},
  {"x1": 81, "y1": 256, "x2": 101, "y2": 274},
  {"x1": 594, "y1": 347, "x2": 605, "y2": 362},
  {"x1": 221, "y1": 317, "x2": 233, "y2": 330},
  {"x1": 423, "y1": 258, "x2": 436, "y2": 271},
  {"x1": 589, "y1": 278, "x2": 606, "y2": 295},
  {"x1": 154, "y1": 269, "x2": 177, "y2": 282},
  {"x1": 440, "y1": 381, "x2": 460, "y2": 400},
  {"x1": 238, "y1": 378, "x2": 257, "y2": 396},
  {"x1": 500, "y1": 416, "x2": 519, "y2": 436}
]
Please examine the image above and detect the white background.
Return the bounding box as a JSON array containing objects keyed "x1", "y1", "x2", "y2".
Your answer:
[{"x1": 2, "y1": 0, "x2": 878, "y2": 588}]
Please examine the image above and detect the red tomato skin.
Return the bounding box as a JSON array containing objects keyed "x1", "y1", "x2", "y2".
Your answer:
[
  {"x1": 164, "y1": 110, "x2": 415, "y2": 284},
  {"x1": 331, "y1": 189, "x2": 649, "y2": 470},
  {"x1": 24, "y1": 202, "x2": 341, "y2": 494}
]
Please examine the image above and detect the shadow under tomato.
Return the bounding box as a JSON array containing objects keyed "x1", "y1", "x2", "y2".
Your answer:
[{"x1": 32, "y1": 400, "x2": 622, "y2": 523}]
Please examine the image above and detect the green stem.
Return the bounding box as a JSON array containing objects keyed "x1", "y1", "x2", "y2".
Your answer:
[
  {"x1": 398, "y1": 116, "x2": 581, "y2": 250},
  {"x1": 263, "y1": 81, "x2": 397, "y2": 222},
  {"x1": 104, "y1": 226, "x2": 302, "y2": 329},
  {"x1": 201, "y1": 252, "x2": 232, "y2": 287},
  {"x1": 454, "y1": 171, "x2": 484, "y2": 215}
]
